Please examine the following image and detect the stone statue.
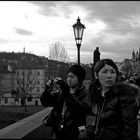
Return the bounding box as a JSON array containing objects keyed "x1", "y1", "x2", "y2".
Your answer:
[
  {"x1": 91, "y1": 47, "x2": 101, "y2": 81},
  {"x1": 93, "y1": 47, "x2": 100, "y2": 66}
]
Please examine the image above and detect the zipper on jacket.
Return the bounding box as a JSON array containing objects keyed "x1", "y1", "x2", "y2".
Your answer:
[{"x1": 94, "y1": 98, "x2": 106, "y2": 135}]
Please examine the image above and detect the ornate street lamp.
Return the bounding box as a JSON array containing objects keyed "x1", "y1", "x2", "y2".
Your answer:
[{"x1": 73, "y1": 17, "x2": 85, "y2": 65}]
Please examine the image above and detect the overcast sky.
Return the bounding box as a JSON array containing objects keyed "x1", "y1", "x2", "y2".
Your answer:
[{"x1": 0, "y1": 1, "x2": 140, "y2": 64}]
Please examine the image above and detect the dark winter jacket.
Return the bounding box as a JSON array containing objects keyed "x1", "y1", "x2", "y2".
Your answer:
[
  {"x1": 86, "y1": 82, "x2": 140, "y2": 140},
  {"x1": 40, "y1": 84, "x2": 90, "y2": 140}
]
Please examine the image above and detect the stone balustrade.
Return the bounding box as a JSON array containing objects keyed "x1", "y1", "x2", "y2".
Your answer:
[{"x1": 0, "y1": 107, "x2": 53, "y2": 139}]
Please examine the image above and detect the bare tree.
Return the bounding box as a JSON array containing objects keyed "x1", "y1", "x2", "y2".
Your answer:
[
  {"x1": 49, "y1": 41, "x2": 69, "y2": 62},
  {"x1": 15, "y1": 69, "x2": 37, "y2": 112}
]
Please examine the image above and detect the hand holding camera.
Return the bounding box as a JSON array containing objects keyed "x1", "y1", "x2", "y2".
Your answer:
[
  {"x1": 51, "y1": 77, "x2": 69, "y2": 93},
  {"x1": 46, "y1": 77, "x2": 70, "y2": 98},
  {"x1": 46, "y1": 77, "x2": 62, "y2": 96}
]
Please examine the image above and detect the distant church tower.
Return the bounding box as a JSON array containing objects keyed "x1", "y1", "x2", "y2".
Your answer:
[
  {"x1": 23, "y1": 47, "x2": 25, "y2": 53},
  {"x1": 138, "y1": 48, "x2": 140, "y2": 60},
  {"x1": 131, "y1": 48, "x2": 140, "y2": 74},
  {"x1": 136, "y1": 50, "x2": 139, "y2": 61},
  {"x1": 132, "y1": 49, "x2": 135, "y2": 61}
]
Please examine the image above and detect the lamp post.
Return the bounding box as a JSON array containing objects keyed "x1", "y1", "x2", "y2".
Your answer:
[{"x1": 73, "y1": 17, "x2": 85, "y2": 65}]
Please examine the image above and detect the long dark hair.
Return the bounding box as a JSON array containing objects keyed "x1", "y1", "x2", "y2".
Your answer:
[{"x1": 87, "y1": 59, "x2": 120, "y2": 105}]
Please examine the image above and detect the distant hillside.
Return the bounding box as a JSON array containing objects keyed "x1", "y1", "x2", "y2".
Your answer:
[
  {"x1": 0, "y1": 52, "x2": 41, "y2": 61},
  {"x1": 0, "y1": 52, "x2": 48, "y2": 69},
  {"x1": 0, "y1": 52, "x2": 92, "y2": 80}
]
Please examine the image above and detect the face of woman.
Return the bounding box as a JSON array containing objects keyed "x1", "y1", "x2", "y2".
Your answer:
[
  {"x1": 97, "y1": 64, "x2": 117, "y2": 91},
  {"x1": 67, "y1": 72, "x2": 79, "y2": 88}
]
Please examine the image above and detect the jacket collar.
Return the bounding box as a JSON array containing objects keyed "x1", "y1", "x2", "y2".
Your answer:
[{"x1": 75, "y1": 84, "x2": 86, "y2": 97}]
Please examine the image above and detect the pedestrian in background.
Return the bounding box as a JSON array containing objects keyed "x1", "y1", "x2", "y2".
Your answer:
[
  {"x1": 128, "y1": 76, "x2": 136, "y2": 84},
  {"x1": 85, "y1": 58, "x2": 140, "y2": 139},
  {"x1": 133, "y1": 73, "x2": 140, "y2": 87},
  {"x1": 40, "y1": 64, "x2": 89, "y2": 140}
]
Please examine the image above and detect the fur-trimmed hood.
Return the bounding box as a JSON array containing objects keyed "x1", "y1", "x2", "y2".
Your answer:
[
  {"x1": 110, "y1": 82, "x2": 140, "y2": 108},
  {"x1": 87, "y1": 81, "x2": 140, "y2": 107},
  {"x1": 111, "y1": 82, "x2": 140, "y2": 97}
]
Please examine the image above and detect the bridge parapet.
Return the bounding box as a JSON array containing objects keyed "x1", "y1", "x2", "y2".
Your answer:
[{"x1": 0, "y1": 107, "x2": 53, "y2": 139}]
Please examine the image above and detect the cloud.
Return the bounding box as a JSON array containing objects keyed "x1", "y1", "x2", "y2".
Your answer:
[
  {"x1": 0, "y1": 38, "x2": 11, "y2": 44},
  {"x1": 14, "y1": 27, "x2": 33, "y2": 36},
  {"x1": 30, "y1": 1, "x2": 73, "y2": 18}
]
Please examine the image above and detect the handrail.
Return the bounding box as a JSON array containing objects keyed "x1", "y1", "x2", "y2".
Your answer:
[{"x1": 0, "y1": 107, "x2": 53, "y2": 139}]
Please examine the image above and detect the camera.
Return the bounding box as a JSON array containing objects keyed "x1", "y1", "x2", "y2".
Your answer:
[
  {"x1": 47, "y1": 77, "x2": 64, "y2": 96},
  {"x1": 53, "y1": 77, "x2": 64, "y2": 85},
  {"x1": 47, "y1": 77, "x2": 63, "y2": 86}
]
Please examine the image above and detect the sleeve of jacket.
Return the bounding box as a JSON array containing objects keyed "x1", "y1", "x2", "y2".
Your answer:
[
  {"x1": 40, "y1": 89, "x2": 58, "y2": 107},
  {"x1": 59, "y1": 80, "x2": 90, "y2": 114},
  {"x1": 85, "y1": 113, "x2": 96, "y2": 140},
  {"x1": 64, "y1": 91, "x2": 90, "y2": 116},
  {"x1": 119, "y1": 84, "x2": 140, "y2": 139}
]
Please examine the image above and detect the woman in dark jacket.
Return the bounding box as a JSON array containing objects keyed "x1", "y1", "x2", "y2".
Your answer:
[
  {"x1": 40, "y1": 65, "x2": 90, "y2": 140},
  {"x1": 86, "y1": 59, "x2": 140, "y2": 139}
]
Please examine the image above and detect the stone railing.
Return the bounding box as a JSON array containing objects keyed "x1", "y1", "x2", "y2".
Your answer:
[{"x1": 0, "y1": 107, "x2": 53, "y2": 139}]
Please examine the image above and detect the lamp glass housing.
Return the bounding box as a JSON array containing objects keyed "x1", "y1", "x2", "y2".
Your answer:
[{"x1": 73, "y1": 17, "x2": 85, "y2": 45}]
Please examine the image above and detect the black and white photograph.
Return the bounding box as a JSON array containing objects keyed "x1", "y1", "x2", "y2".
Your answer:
[{"x1": 0, "y1": 1, "x2": 139, "y2": 139}]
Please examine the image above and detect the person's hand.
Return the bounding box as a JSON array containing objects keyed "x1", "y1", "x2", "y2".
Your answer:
[
  {"x1": 59, "y1": 81, "x2": 70, "y2": 98},
  {"x1": 59, "y1": 80, "x2": 69, "y2": 92}
]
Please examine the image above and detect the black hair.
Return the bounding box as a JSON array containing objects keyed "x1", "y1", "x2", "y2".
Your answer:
[
  {"x1": 67, "y1": 64, "x2": 86, "y2": 84},
  {"x1": 94, "y1": 58, "x2": 119, "y2": 81}
]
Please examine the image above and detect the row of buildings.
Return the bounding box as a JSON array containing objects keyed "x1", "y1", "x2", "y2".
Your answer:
[{"x1": 117, "y1": 48, "x2": 140, "y2": 78}]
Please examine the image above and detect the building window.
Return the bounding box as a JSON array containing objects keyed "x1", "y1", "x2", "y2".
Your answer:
[
  {"x1": 22, "y1": 71, "x2": 24, "y2": 75},
  {"x1": 29, "y1": 71, "x2": 32, "y2": 75},
  {"x1": 16, "y1": 71, "x2": 19, "y2": 75},
  {"x1": 29, "y1": 80, "x2": 32, "y2": 84},
  {"x1": 4, "y1": 98, "x2": 8, "y2": 104},
  {"x1": 37, "y1": 88, "x2": 40, "y2": 92}
]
